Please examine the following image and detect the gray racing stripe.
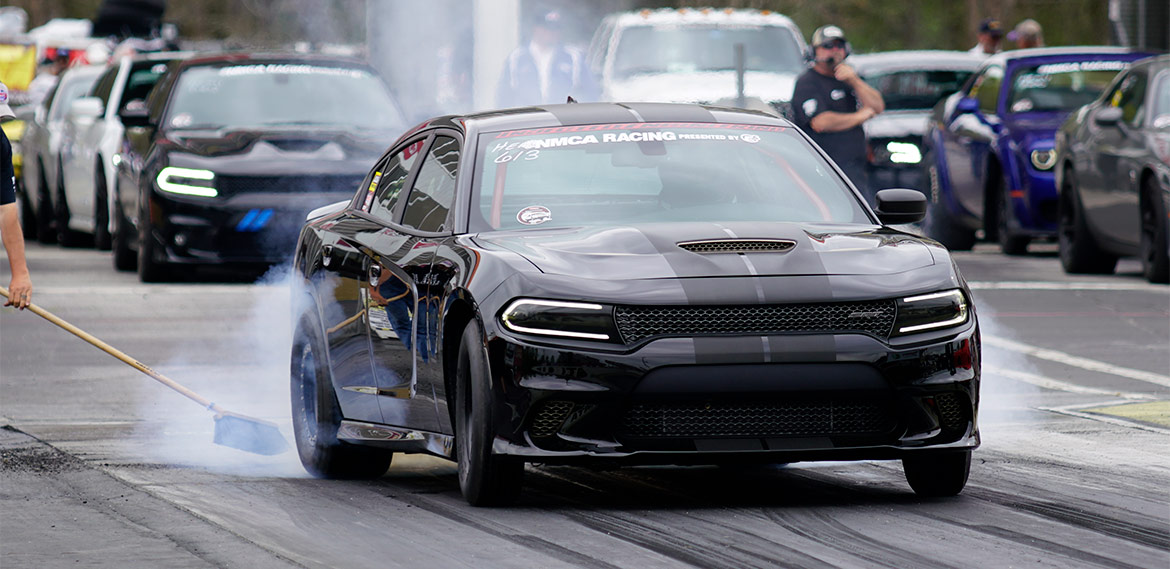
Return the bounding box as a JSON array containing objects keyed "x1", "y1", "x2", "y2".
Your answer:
[{"x1": 542, "y1": 104, "x2": 640, "y2": 126}]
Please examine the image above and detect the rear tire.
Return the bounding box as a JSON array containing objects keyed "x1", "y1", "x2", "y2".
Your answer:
[
  {"x1": 291, "y1": 310, "x2": 393, "y2": 479},
  {"x1": 1058, "y1": 168, "x2": 1117, "y2": 274},
  {"x1": 923, "y1": 199, "x2": 977, "y2": 251},
  {"x1": 34, "y1": 161, "x2": 55, "y2": 244},
  {"x1": 1140, "y1": 176, "x2": 1169, "y2": 284},
  {"x1": 456, "y1": 320, "x2": 523, "y2": 507},
  {"x1": 94, "y1": 166, "x2": 112, "y2": 251},
  {"x1": 55, "y1": 164, "x2": 87, "y2": 247},
  {"x1": 903, "y1": 450, "x2": 971, "y2": 497}
]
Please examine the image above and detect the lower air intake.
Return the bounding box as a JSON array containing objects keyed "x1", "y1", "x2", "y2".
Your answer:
[{"x1": 620, "y1": 398, "x2": 896, "y2": 438}]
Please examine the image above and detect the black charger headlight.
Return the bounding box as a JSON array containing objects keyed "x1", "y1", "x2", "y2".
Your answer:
[
  {"x1": 892, "y1": 289, "x2": 969, "y2": 336},
  {"x1": 501, "y1": 299, "x2": 621, "y2": 342}
]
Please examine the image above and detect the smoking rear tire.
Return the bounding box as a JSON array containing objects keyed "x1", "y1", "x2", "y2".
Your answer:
[
  {"x1": 1058, "y1": 168, "x2": 1117, "y2": 274},
  {"x1": 291, "y1": 311, "x2": 393, "y2": 479},
  {"x1": 1140, "y1": 177, "x2": 1169, "y2": 284},
  {"x1": 456, "y1": 320, "x2": 523, "y2": 507},
  {"x1": 903, "y1": 450, "x2": 971, "y2": 497},
  {"x1": 94, "y1": 168, "x2": 112, "y2": 251}
]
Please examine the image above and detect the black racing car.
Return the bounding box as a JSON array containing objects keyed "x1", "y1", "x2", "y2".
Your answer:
[
  {"x1": 1055, "y1": 54, "x2": 1170, "y2": 283},
  {"x1": 290, "y1": 102, "x2": 981, "y2": 506},
  {"x1": 852, "y1": 50, "x2": 982, "y2": 200},
  {"x1": 113, "y1": 53, "x2": 407, "y2": 281}
]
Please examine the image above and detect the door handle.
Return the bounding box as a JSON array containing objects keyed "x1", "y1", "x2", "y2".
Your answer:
[
  {"x1": 321, "y1": 244, "x2": 334, "y2": 266},
  {"x1": 369, "y1": 264, "x2": 381, "y2": 285}
]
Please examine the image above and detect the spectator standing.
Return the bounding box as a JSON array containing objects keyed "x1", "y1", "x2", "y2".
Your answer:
[
  {"x1": 969, "y1": 18, "x2": 1005, "y2": 56},
  {"x1": 790, "y1": 25, "x2": 885, "y2": 203},
  {"x1": 0, "y1": 81, "x2": 31, "y2": 310},
  {"x1": 1009, "y1": 19, "x2": 1045, "y2": 49},
  {"x1": 496, "y1": 10, "x2": 598, "y2": 108}
]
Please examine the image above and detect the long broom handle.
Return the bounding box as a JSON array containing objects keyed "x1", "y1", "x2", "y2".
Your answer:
[{"x1": 1, "y1": 286, "x2": 220, "y2": 412}]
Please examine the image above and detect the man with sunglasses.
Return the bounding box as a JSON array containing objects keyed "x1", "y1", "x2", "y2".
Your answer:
[{"x1": 791, "y1": 25, "x2": 885, "y2": 203}]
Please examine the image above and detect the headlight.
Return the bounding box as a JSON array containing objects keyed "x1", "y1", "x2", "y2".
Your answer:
[
  {"x1": 893, "y1": 289, "x2": 969, "y2": 336},
  {"x1": 156, "y1": 166, "x2": 217, "y2": 197},
  {"x1": 887, "y1": 141, "x2": 922, "y2": 164},
  {"x1": 1030, "y1": 149, "x2": 1055, "y2": 171},
  {"x1": 501, "y1": 299, "x2": 619, "y2": 341}
]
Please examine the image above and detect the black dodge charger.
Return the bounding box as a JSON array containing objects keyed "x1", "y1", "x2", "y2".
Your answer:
[
  {"x1": 113, "y1": 53, "x2": 406, "y2": 281},
  {"x1": 290, "y1": 103, "x2": 981, "y2": 506}
]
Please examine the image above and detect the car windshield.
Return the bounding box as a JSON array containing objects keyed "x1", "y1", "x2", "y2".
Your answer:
[
  {"x1": 863, "y1": 69, "x2": 975, "y2": 111},
  {"x1": 165, "y1": 63, "x2": 405, "y2": 131},
  {"x1": 1007, "y1": 60, "x2": 1128, "y2": 113},
  {"x1": 472, "y1": 123, "x2": 870, "y2": 231},
  {"x1": 612, "y1": 25, "x2": 804, "y2": 79}
]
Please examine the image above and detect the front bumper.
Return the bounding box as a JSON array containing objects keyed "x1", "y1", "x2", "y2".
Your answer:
[{"x1": 485, "y1": 323, "x2": 980, "y2": 464}]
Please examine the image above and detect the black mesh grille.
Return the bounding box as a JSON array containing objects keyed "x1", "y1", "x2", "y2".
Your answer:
[
  {"x1": 678, "y1": 240, "x2": 795, "y2": 254},
  {"x1": 529, "y1": 401, "x2": 574, "y2": 437},
  {"x1": 620, "y1": 398, "x2": 896, "y2": 438},
  {"x1": 615, "y1": 300, "x2": 896, "y2": 343},
  {"x1": 935, "y1": 393, "x2": 967, "y2": 431},
  {"x1": 215, "y1": 175, "x2": 363, "y2": 197}
]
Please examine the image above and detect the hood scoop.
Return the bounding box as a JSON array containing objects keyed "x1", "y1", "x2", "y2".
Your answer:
[
  {"x1": 267, "y1": 139, "x2": 329, "y2": 152},
  {"x1": 678, "y1": 239, "x2": 796, "y2": 254}
]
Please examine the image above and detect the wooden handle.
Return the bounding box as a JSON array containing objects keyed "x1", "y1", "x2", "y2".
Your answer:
[{"x1": 1, "y1": 286, "x2": 218, "y2": 411}]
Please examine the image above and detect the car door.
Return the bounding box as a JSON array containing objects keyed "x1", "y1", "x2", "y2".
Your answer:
[
  {"x1": 944, "y1": 64, "x2": 1002, "y2": 219},
  {"x1": 363, "y1": 133, "x2": 461, "y2": 433},
  {"x1": 1095, "y1": 70, "x2": 1147, "y2": 247},
  {"x1": 62, "y1": 65, "x2": 118, "y2": 228}
]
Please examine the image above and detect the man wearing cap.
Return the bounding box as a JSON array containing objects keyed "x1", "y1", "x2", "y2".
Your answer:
[
  {"x1": 496, "y1": 10, "x2": 599, "y2": 108},
  {"x1": 791, "y1": 25, "x2": 885, "y2": 203},
  {"x1": 1009, "y1": 19, "x2": 1044, "y2": 49},
  {"x1": 970, "y1": 18, "x2": 1005, "y2": 57},
  {"x1": 0, "y1": 81, "x2": 32, "y2": 310}
]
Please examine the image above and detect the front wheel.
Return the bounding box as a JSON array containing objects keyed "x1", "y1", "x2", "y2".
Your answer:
[
  {"x1": 111, "y1": 181, "x2": 136, "y2": 271},
  {"x1": 1140, "y1": 176, "x2": 1169, "y2": 284},
  {"x1": 903, "y1": 450, "x2": 971, "y2": 497},
  {"x1": 1058, "y1": 168, "x2": 1117, "y2": 274},
  {"x1": 137, "y1": 204, "x2": 171, "y2": 282},
  {"x1": 94, "y1": 168, "x2": 111, "y2": 250},
  {"x1": 34, "y1": 161, "x2": 55, "y2": 244},
  {"x1": 55, "y1": 164, "x2": 87, "y2": 247},
  {"x1": 456, "y1": 320, "x2": 523, "y2": 507},
  {"x1": 291, "y1": 311, "x2": 393, "y2": 479},
  {"x1": 993, "y1": 177, "x2": 1030, "y2": 255}
]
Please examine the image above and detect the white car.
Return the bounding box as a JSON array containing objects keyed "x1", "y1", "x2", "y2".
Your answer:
[
  {"x1": 588, "y1": 8, "x2": 807, "y2": 116},
  {"x1": 19, "y1": 64, "x2": 102, "y2": 245},
  {"x1": 58, "y1": 53, "x2": 181, "y2": 248}
]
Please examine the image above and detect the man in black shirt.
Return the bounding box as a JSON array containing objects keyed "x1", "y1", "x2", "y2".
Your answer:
[
  {"x1": 791, "y1": 25, "x2": 884, "y2": 204},
  {"x1": 1, "y1": 81, "x2": 32, "y2": 309}
]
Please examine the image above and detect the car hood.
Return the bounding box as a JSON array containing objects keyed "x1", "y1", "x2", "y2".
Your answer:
[
  {"x1": 1002, "y1": 114, "x2": 1068, "y2": 148},
  {"x1": 161, "y1": 127, "x2": 391, "y2": 174},
  {"x1": 479, "y1": 222, "x2": 936, "y2": 280},
  {"x1": 605, "y1": 71, "x2": 798, "y2": 104},
  {"x1": 863, "y1": 110, "x2": 931, "y2": 139}
]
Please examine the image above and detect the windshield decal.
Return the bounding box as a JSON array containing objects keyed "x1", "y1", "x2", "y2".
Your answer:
[
  {"x1": 493, "y1": 122, "x2": 787, "y2": 139},
  {"x1": 517, "y1": 205, "x2": 552, "y2": 225},
  {"x1": 1033, "y1": 61, "x2": 1128, "y2": 75},
  {"x1": 218, "y1": 64, "x2": 370, "y2": 79}
]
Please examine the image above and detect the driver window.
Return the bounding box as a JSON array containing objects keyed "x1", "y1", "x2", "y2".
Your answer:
[
  {"x1": 1114, "y1": 72, "x2": 1147, "y2": 127},
  {"x1": 975, "y1": 66, "x2": 1003, "y2": 114},
  {"x1": 401, "y1": 135, "x2": 460, "y2": 233},
  {"x1": 368, "y1": 138, "x2": 426, "y2": 223}
]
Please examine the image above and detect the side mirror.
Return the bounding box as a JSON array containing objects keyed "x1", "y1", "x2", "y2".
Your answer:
[
  {"x1": 874, "y1": 188, "x2": 927, "y2": 225},
  {"x1": 955, "y1": 97, "x2": 980, "y2": 115},
  {"x1": 68, "y1": 97, "x2": 104, "y2": 121},
  {"x1": 119, "y1": 100, "x2": 152, "y2": 128},
  {"x1": 1094, "y1": 106, "x2": 1123, "y2": 127}
]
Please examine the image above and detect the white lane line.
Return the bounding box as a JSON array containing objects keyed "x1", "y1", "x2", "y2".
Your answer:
[
  {"x1": 968, "y1": 281, "x2": 1167, "y2": 292},
  {"x1": 984, "y1": 365, "x2": 1155, "y2": 400},
  {"x1": 1039, "y1": 404, "x2": 1170, "y2": 435},
  {"x1": 983, "y1": 335, "x2": 1170, "y2": 388}
]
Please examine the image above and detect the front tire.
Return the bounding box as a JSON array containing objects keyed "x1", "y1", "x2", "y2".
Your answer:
[
  {"x1": 291, "y1": 311, "x2": 393, "y2": 479},
  {"x1": 1140, "y1": 176, "x2": 1169, "y2": 284},
  {"x1": 456, "y1": 320, "x2": 523, "y2": 507},
  {"x1": 18, "y1": 178, "x2": 36, "y2": 239},
  {"x1": 94, "y1": 166, "x2": 112, "y2": 250},
  {"x1": 903, "y1": 450, "x2": 971, "y2": 497},
  {"x1": 111, "y1": 180, "x2": 136, "y2": 271},
  {"x1": 34, "y1": 161, "x2": 55, "y2": 244},
  {"x1": 991, "y1": 175, "x2": 1029, "y2": 255},
  {"x1": 55, "y1": 164, "x2": 87, "y2": 247},
  {"x1": 1058, "y1": 167, "x2": 1117, "y2": 274},
  {"x1": 137, "y1": 203, "x2": 171, "y2": 282}
]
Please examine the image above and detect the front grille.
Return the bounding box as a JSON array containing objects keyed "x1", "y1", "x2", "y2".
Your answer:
[
  {"x1": 935, "y1": 393, "x2": 967, "y2": 431},
  {"x1": 678, "y1": 239, "x2": 795, "y2": 254},
  {"x1": 615, "y1": 300, "x2": 896, "y2": 343},
  {"x1": 215, "y1": 175, "x2": 363, "y2": 196},
  {"x1": 620, "y1": 398, "x2": 895, "y2": 438},
  {"x1": 529, "y1": 401, "x2": 574, "y2": 437}
]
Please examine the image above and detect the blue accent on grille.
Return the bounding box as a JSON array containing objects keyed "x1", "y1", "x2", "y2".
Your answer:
[{"x1": 236, "y1": 209, "x2": 273, "y2": 232}]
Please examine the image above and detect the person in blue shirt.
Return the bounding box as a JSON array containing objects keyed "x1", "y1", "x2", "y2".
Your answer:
[
  {"x1": 0, "y1": 81, "x2": 32, "y2": 310},
  {"x1": 496, "y1": 10, "x2": 599, "y2": 108}
]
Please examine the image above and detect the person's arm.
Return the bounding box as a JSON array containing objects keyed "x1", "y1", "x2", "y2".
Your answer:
[
  {"x1": 1, "y1": 203, "x2": 32, "y2": 309},
  {"x1": 809, "y1": 107, "x2": 878, "y2": 133},
  {"x1": 835, "y1": 63, "x2": 885, "y2": 113}
]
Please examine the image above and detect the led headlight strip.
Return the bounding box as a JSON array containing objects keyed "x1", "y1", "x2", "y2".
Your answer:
[
  {"x1": 895, "y1": 289, "x2": 969, "y2": 334},
  {"x1": 157, "y1": 166, "x2": 217, "y2": 197},
  {"x1": 501, "y1": 299, "x2": 614, "y2": 341}
]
